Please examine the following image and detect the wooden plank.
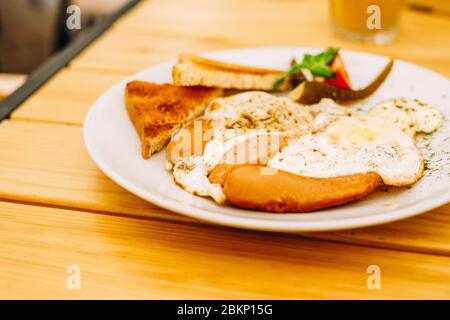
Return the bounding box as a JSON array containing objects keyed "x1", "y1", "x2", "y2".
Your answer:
[
  {"x1": 12, "y1": 70, "x2": 124, "y2": 125},
  {"x1": 11, "y1": 0, "x2": 450, "y2": 124},
  {"x1": 69, "y1": 0, "x2": 450, "y2": 75},
  {"x1": 2, "y1": 0, "x2": 450, "y2": 299},
  {"x1": 0, "y1": 201, "x2": 449, "y2": 299},
  {"x1": 406, "y1": 0, "x2": 450, "y2": 15},
  {"x1": 12, "y1": 0, "x2": 449, "y2": 125},
  {"x1": 0, "y1": 119, "x2": 187, "y2": 221},
  {"x1": 314, "y1": 205, "x2": 450, "y2": 256},
  {"x1": 0, "y1": 120, "x2": 449, "y2": 256}
]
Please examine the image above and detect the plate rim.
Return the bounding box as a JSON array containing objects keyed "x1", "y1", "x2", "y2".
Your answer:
[{"x1": 83, "y1": 46, "x2": 450, "y2": 232}]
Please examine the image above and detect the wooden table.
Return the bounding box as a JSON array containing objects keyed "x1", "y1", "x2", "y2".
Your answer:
[{"x1": 1, "y1": 0, "x2": 449, "y2": 299}]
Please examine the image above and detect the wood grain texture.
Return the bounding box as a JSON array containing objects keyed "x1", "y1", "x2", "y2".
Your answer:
[
  {"x1": 0, "y1": 120, "x2": 449, "y2": 256},
  {"x1": 406, "y1": 0, "x2": 450, "y2": 15},
  {"x1": 0, "y1": 120, "x2": 181, "y2": 220},
  {"x1": 1, "y1": 201, "x2": 449, "y2": 299},
  {"x1": 2, "y1": 0, "x2": 450, "y2": 298},
  {"x1": 70, "y1": 0, "x2": 450, "y2": 75},
  {"x1": 12, "y1": 70, "x2": 124, "y2": 124},
  {"x1": 11, "y1": 0, "x2": 450, "y2": 125}
]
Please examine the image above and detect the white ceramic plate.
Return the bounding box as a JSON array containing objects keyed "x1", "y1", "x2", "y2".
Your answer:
[{"x1": 84, "y1": 47, "x2": 450, "y2": 232}]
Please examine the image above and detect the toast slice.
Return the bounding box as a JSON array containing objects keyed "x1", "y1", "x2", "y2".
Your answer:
[
  {"x1": 125, "y1": 81, "x2": 223, "y2": 159},
  {"x1": 172, "y1": 54, "x2": 288, "y2": 91}
]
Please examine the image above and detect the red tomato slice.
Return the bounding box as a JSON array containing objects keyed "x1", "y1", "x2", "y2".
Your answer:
[{"x1": 323, "y1": 54, "x2": 352, "y2": 90}]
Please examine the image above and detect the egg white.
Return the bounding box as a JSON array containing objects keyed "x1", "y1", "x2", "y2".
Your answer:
[
  {"x1": 171, "y1": 94, "x2": 354, "y2": 202},
  {"x1": 369, "y1": 98, "x2": 444, "y2": 136},
  {"x1": 171, "y1": 94, "x2": 444, "y2": 202},
  {"x1": 268, "y1": 116, "x2": 424, "y2": 186}
]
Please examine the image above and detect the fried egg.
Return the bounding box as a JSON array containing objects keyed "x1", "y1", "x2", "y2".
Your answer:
[
  {"x1": 268, "y1": 116, "x2": 424, "y2": 186},
  {"x1": 171, "y1": 93, "x2": 443, "y2": 202},
  {"x1": 173, "y1": 156, "x2": 226, "y2": 203},
  {"x1": 172, "y1": 129, "x2": 286, "y2": 203},
  {"x1": 170, "y1": 93, "x2": 356, "y2": 202},
  {"x1": 308, "y1": 98, "x2": 353, "y2": 132},
  {"x1": 368, "y1": 98, "x2": 444, "y2": 136}
]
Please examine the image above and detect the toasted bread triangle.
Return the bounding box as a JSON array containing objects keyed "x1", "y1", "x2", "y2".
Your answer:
[{"x1": 125, "y1": 81, "x2": 223, "y2": 159}]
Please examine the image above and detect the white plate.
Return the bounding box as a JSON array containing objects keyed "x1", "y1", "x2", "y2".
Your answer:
[{"x1": 84, "y1": 47, "x2": 450, "y2": 232}]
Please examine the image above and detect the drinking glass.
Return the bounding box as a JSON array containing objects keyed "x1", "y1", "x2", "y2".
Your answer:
[{"x1": 329, "y1": 0, "x2": 403, "y2": 44}]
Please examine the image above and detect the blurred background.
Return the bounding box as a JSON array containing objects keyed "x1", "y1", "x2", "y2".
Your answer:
[
  {"x1": 0, "y1": 0, "x2": 130, "y2": 98},
  {"x1": 0, "y1": 0, "x2": 130, "y2": 73},
  {"x1": 0, "y1": 0, "x2": 448, "y2": 99}
]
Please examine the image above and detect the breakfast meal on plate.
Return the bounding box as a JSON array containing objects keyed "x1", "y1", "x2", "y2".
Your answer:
[{"x1": 124, "y1": 47, "x2": 445, "y2": 213}]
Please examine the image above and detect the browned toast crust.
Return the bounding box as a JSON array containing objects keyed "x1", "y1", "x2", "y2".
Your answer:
[
  {"x1": 172, "y1": 54, "x2": 288, "y2": 90},
  {"x1": 125, "y1": 81, "x2": 222, "y2": 159},
  {"x1": 179, "y1": 54, "x2": 284, "y2": 75}
]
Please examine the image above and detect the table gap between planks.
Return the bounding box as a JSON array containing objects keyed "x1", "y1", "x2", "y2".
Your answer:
[{"x1": 1, "y1": 0, "x2": 449, "y2": 298}]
